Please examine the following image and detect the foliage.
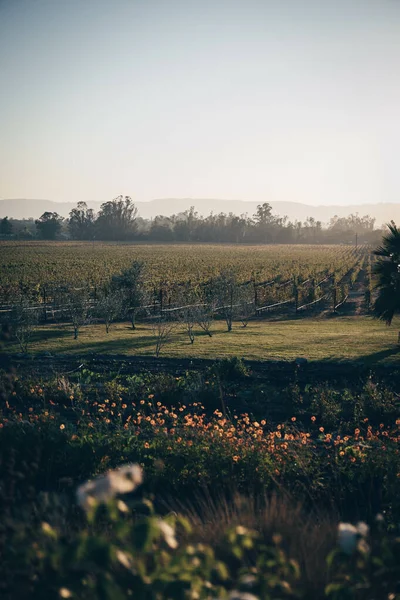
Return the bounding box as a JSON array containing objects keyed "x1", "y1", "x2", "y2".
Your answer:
[
  {"x1": 111, "y1": 260, "x2": 148, "y2": 329},
  {"x1": 68, "y1": 201, "x2": 96, "y2": 240},
  {"x1": 373, "y1": 221, "x2": 400, "y2": 325},
  {"x1": 9, "y1": 296, "x2": 38, "y2": 352},
  {"x1": 1, "y1": 367, "x2": 400, "y2": 598},
  {"x1": 0, "y1": 216, "x2": 13, "y2": 235},
  {"x1": 96, "y1": 196, "x2": 138, "y2": 241},
  {"x1": 35, "y1": 211, "x2": 64, "y2": 240}
]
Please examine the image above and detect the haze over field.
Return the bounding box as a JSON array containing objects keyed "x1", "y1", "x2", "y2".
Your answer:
[
  {"x1": 0, "y1": 198, "x2": 397, "y2": 226},
  {"x1": 1, "y1": 0, "x2": 400, "y2": 208}
]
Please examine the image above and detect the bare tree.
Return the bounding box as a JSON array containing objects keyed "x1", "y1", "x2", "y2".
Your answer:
[
  {"x1": 213, "y1": 269, "x2": 240, "y2": 332},
  {"x1": 151, "y1": 318, "x2": 176, "y2": 357},
  {"x1": 237, "y1": 285, "x2": 255, "y2": 327},
  {"x1": 179, "y1": 305, "x2": 197, "y2": 343},
  {"x1": 196, "y1": 302, "x2": 214, "y2": 337},
  {"x1": 95, "y1": 290, "x2": 123, "y2": 333},
  {"x1": 66, "y1": 288, "x2": 90, "y2": 339},
  {"x1": 175, "y1": 283, "x2": 200, "y2": 344},
  {"x1": 10, "y1": 298, "x2": 38, "y2": 352}
]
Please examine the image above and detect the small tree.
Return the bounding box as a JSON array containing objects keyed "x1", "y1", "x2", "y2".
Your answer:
[
  {"x1": 65, "y1": 288, "x2": 90, "y2": 339},
  {"x1": 196, "y1": 303, "x2": 214, "y2": 337},
  {"x1": 179, "y1": 305, "x2": 198, "y2": 343},
  {"x1": 237, "y1": 285, "x2": 255, "y2": 327},
  {"x1": 10, "y1": 298, "x2": 38, "y2": 352},
  {"x1": 151, "y1": 318, "x2": 176, "y2": 357},
  {"x1": 95, "y1": 290, "x2": 123, "y2": 333},
  {"x1": 176, "y1": 284, "x2": 200, "y2": 344},
  {"x1": 213, "y1": 269, "x2": 240, "y2": 332},
  {"x1": 111, "y1": 261, "x2": 147, "y2": 329}
]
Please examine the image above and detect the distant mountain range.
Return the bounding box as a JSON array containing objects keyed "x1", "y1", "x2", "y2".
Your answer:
[{"x1": 0, "y1": 198, "x2": 396, "y2": 226}]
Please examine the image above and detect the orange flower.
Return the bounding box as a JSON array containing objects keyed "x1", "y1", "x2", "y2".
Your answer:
[
  {"x1": 311, "y1": 416, "x2": 316, "y2": 422},
  {"x1": 60, "y1": 424, "x2": 65, "y2": 430},
  {"x1": 144, "y1": 442, "x2": 150, "y2": 449},
  {"x1": 233, "y1": 455, "x2": 240, "y2": 462},
  {"x1": 291, "y1": 417, "x2": 296, "y2": 422}
]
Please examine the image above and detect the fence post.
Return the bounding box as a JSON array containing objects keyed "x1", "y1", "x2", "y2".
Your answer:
[{"x1": 42, "y1": 286, "x2": 47, "y2": 322}]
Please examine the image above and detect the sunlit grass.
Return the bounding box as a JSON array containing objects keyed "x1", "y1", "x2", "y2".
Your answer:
[{"x1": 5, "y1": 315, "x2": 400, "y2": 364}]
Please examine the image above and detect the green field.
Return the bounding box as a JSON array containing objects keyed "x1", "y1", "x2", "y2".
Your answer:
[{"x1": 5, "y1": 315, "x2": 399, "y2": 364}]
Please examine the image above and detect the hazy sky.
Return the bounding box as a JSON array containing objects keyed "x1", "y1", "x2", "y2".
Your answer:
[{"x1": 1, "y1": 0, "x2": 399, "y2": 206}]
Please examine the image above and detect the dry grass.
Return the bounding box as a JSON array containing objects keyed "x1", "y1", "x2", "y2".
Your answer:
[{"x1": 166, "y1": 489, "x2": 337, "y2": 597}]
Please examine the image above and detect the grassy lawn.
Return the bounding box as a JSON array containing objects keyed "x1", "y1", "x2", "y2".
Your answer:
[{"x1": 4, "y1": 315, "x2": 400, "y2": 364}]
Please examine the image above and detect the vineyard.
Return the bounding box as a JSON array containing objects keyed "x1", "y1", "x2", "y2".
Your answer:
[{"x1": 0, "y1": 241, "x2": 371, "y2": 314}]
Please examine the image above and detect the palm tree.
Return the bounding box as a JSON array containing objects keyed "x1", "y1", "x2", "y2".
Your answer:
[{"x1": 373, "y1": 222, "x2": 400, "y2": 341}]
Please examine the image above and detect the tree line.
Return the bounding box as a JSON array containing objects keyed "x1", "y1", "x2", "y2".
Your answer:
[{"x1": 0, "y1": 195, "x2": 380, "y2": 244}]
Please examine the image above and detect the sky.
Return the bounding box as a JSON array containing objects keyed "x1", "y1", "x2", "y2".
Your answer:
[{"x1": 0, "y1": 0, "x2": 399, "y2": 207}]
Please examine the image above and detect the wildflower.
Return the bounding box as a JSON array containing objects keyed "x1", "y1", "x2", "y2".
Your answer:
[
  {"x1": 291, "y1": 417, "x2": 296, "y2": 422},
  {"x1": 144, "y1": 442, "x2": 150, "y2": 449},
  {"x1": 60, "y1": 424, "x2": 65, "y2": 430},
  {"x1": 148, "y1": 394, "x2": 154, "y2": 399},
  {"x1": 76, "y1": 464, "x2": 143, "y2": 511},
  {"x1": 319, "y1": 427, "x2": 324, "y2": 433},
  {"x1": 311, "y1": 416, "x2": 316, "y2": 422},
  {"x1": 59, "y1": 589, "x2": 73, "y2": 598},
  {"x1": 233, "y1": 455, "x2": 240, "y2": 462}
]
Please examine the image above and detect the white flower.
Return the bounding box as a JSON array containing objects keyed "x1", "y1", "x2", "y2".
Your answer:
[
  {"x1": 158, "y1": 519, "x2": 178, "y2": 549},
  {"x1": 338, "y1": 522, "x2": 358, "y2": 554},
  {"x1": 228, "y1": 593, "x2": 259, "y2": 600},
  {"x1": 76, "y1": 464, "x2": 143, "y2": 511},
  {"x1": 356, "y1": 521, "x2": 369, "y2": 537},
  {"x1": 116, "y1": 550, "x2": 133, "y2": 569}
]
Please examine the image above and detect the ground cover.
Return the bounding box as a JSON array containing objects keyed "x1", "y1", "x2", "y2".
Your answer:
[{"x1": 1, "y1": 366, "x2": 400, "y2": 599}]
